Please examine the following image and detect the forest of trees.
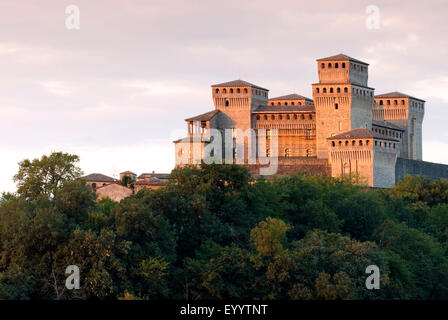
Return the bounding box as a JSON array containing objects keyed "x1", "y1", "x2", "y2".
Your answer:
[{"x1": 1, "y1": 152, "x2": 448, "y2": 299}]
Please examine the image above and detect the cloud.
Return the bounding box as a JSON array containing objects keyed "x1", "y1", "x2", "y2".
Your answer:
[{"x1": 40, "y1": 81, "x2": 75, "y2": 96}]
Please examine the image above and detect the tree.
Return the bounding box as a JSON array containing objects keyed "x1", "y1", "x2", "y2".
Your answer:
[{"x1": 13, "y1": 152, "x2": 82, "y2": 199}]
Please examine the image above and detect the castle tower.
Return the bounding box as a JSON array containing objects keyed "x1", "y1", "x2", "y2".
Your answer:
[
  {"x1": 211, "y1": 79, "x2": 268, "y2": 131},
  {"x1": 312, "y1": 54, "x2": 375, "y2": 159},
  {"x1": 373, "y1": 92, "x2": 425, "y2": 160}
]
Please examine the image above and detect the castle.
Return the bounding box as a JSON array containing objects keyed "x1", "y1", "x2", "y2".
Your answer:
[{"x1": 174, "y1": 54, "x2": 448, "y2": 188}]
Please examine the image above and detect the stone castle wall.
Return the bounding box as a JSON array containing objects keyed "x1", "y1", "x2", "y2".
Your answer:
[{"x1": 395, "y1": 157, "x2": 448, "y2": 183}]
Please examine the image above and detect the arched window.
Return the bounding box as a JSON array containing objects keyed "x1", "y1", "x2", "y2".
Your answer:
[
  {"x1": 244, "y1": 88, "x2": 248, "y2": 94},
  {"x1": 301, "y1": 114, "x2": 305, "y2": 120},
  {"x1": 335, "y1": 103, "x2": 339, "y2": 110},
  {"x1": 230, "y1": 88, "x2": 234, "y2": 93},
  {"x1": 387, "y1": 100, "x2": 391, "y2": 105},
  {"x1": 328, "y1": 63, "x2": 332, "y2": 68},
  {"x1": 342, "y1": 62, "x2": 346, "y2": 68},
  {"x1": 321, "y1": 63, "x2": 325, "y2": 69},
  {"x1": 294, "y1": 114, "x2": 298, "y2": 119},
  {"x1": 352, "y1": 140, "x2": 355, "y2": 146},
  {"x1": 277, "y1": 102, "x2": 281, "y2": 106},
  {"x1": 271, "y1": 102, "x2": 274, "y2": 106},
  {"x1": 380, "y1": 100, "x2": 383, "y2": 105},
  {"x1": 332, "y1": 141, "x2": 335, "y2": 147},
  {"x1": 330, "y1": 88, "x2": 334, "y2": 93},
  {"x1": 298, "y1": 102, "x2": 302, "y2": 105},
  {"x1": 284, "y1": 102, "x2": 288, "y2": 106},
  {"x1": 394, "y1": 100, "x2": 398, "y2": 105},
  {"x1": 359, "y1": 140, "x2": 363, "y2": 146},
  {"x1": 285, "y1": 148, "x2": 291, "y2": 157},
  {"x1": 323, "y1": 88, "x2": 327, "y2": 93},
  {"x1": 286, "y1": 114, "x2": 290, "y2": 120},
  {"x1": 256, "y1": 115, "x2": 260, "y2": 120},
  {"x1": 366, "y1": 140, "x2": 370, "y2": 146},
  {"x1": 345, "y1": 141, "x2": 349, "y2": 146},
  {"x1": 309, "y1": 115, "x2": 313, "y2": 120},
  {"x1": 335, "y1": 63, "x2": 339, "y2": 68},
  {"x1": 291, "y1": 102, "x2": 295, "y2": 105},
  {"x1": 223, "y1": 88, "x2": 227, "y2": 93},
  {"x1": 237, "y1": 88, "x2": 240, "y2": 93},
  {"x1": 279, "y1": 115, "x2": 283, "y2": 120},
  {"x1": 271, "y1": 115, "x2": 275, "y2": 120},
  {"x1": 344, "y1": 87, "x2": 348, "y2": 93},
  {"x1": 225, "y1": 100, "x2": 229, "y2": 107},
  {"x1": 337, "y1": 87, "x2": 341, "y2": 93},
  {"x1": 306, "y1": 149, "x2": 312, "y2": 157},
  {"x1": 215, "y1": 88, "x2": 219, "y2": 94},
  {"x1": 401, "y1": 100, "x2": 405, "y2": 105}
]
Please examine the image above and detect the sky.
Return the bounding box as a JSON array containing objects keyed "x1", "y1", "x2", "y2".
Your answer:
[{"x1": 1, "y1": 0, "x2": 448, "y2": 192}]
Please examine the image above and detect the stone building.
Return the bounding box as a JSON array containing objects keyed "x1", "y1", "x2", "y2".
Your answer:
[
  {"x1": 132, "y1": 172, "x2": 170, "y2": 192},
  {"x1": 82, "y1": 173, "x2": 118, "y2": 191},
  {"x1": 95, "y1": 183, "x2": 133, "y2": 202},
  {"x1": 174, "y1": 53, "x2": 448, "y2": 188}
]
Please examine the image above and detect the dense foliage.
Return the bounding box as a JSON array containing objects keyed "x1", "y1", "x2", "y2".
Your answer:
[{"x1": 1, "y1": 153, "x2": 448, "y2": 299}]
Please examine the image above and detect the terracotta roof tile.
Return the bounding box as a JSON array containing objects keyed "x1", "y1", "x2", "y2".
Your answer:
[
  {"x1": 253, "y1": 105, "x2": 315, "y2": 113},
  {"x1": 269, "y1": 93, "x2": 313, "y2": 102},
  {"x1": 374, "y1": 91, "x2": 425, "y2": 102},
  {"x1": 185, "y1": 110, "x2": 219, "y2": 121},
  {"x1": 82, "y1": 173, "x2": 117, "y2": 182},
  {"x1": 317, "y1": 54, "x2": 369, "y2": 65}
]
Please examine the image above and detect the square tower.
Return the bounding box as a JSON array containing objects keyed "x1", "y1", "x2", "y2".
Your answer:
[
  {"x1": 211, "y1": 80, "x2": 268, "y2": 131},
  {"x1": 313, "y1": 54, "x2": 374, "y2": 159},
  {"x1": 373, "y1": 92, "x2": 425, "y2": 160}
]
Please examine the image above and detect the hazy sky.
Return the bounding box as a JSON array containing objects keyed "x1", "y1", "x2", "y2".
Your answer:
[{"x1": 1, "y1": 0, "x2": 448, "y2": 192}]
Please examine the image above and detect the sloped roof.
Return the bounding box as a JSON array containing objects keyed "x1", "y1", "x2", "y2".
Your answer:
[
  {"x1": 138, "y1": 173, "x2": 171, "y2": 179},
  {"x1": 328, "y1": 128, "x2": 373, "y2": 140},
  {"x1": 269, "y1": 93, "x2": 313, "y2": 102},
  {"x1": 82, "y1": 173, "x2": 117, "y2": 182},
  {"x1": 133, "y1": 177, "x2": 168, "y2": 186},
  {"x1": 211, "y1": 79, "x2": 268, "y2": 91},
  {"x1": 317, "y1": 54, "x2": 369, "y2": 65},
  {"x1": 185, "y1": 110, "x2": 220, "y2": 122},
  {"x1": 372, "y1": 120, "x2": 405, "y2": 131},
  {"x1": 253, "y1": 105, "x2": 315, "y2": 113},
  {"x1": 374, "y1": 91, "x2": 425, "y2": 102},
  {"x1": 95, "y1": 182, "x2": 132, "y2": 191},
  {"x1": 120, "y1": 171, "x2": 136, "y2": 175}
]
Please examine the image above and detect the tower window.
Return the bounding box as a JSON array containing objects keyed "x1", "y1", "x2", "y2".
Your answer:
[
  {"x1": 225, "y1": 100, "x2": 229, "y2": 107},
  {"x1": 330, "y1": 88, "x2": 334, "y2": 93},
  {"x1": 215, "y1": 88, "x2": 219, "y2": 94},
  {"x1": 279, "y1": 115, "x2": 283, "y2": 120},
  {"x1": 401, "y1": 100, "x2": 405, "y2": 105},
  {"x1": 335, "y1": 103, "x2": 339, "y2": 110},
  {"x1": 271, "y1": 102, "x2": 274, "y2": 106},
  {"x1": 345, "y1": 140, "x2": 349, "y2": 146},
  {"x1": 337, "y1": 87, "x2": 341, "y2": 93},
  {"x1": 316, "y1": 88, "x2": 320, "y2": 93},
  {"x1": 359, "y1": 140, "x2": 363, "y2": 146},
  {"x1": 223, "y1": 88, "x2": 227, "y2": 93},
  {"x1": 328, "y1": 63, "x2": 332, "y2": 68},
  {"x1": 301, "y1": 115, "x2": 305, "y2": 120},
  {"x1": 380, "y1": 100, "x2": 383, "y2": 105},
  {"x1": 332, "y1": 141, "x2": 335, "y2": 147},
  {"x1": 237, "y1": 88, "x2": 240, "y2": 93},
  {"x1": 323, "y1": 88, "x2": 327, "y2": 93},
  {"x1": 352, "y1": 140, "x2": 355, "y2": 146},
  {"x1": 244, "y1": 88, "x2": 248, "y2": 94},
  {"x1": 344, "y1": 87, "x2": 348, "y2": 93},
  {"x1": 387, "y1": 100, "x2": 390, "y2": 105},
  {"x1": 394, "y1": 100, "x2": 398, "y2": 105},
  {"x1": 335, "y1": 63, "x2": 339, "y2": 68},
  {"x1": 286, "y1": 114, "x2": 290, "y2": 120},
  {"x1": 264, "y1": 115, "x2": 268, "y2": 120},
  {"x1": 309, "y1": 114, "x2": 313, "y2": 120},
  {"x1": 321, "y1": 63, "x2": 325, "y2": 69},
  {"x1": 256, "y1": 115, "x2": 260, "y2": 120},
  {"x1": 278, "y1": 102, "x2": 281, "y2": 106},
  {"x1": 284, "y1": 102, "x2": 288, "y2": 106},
  {"x1": 342, "y1": 62, "x2": 346, "y2": 68},
  {"x1": 271, "y1": 115, "x2": 275, "y2": 120},
  {"x1": 294, "y1": 114, "x2": 298, "y2": 119},
  {"x1": 298, "y1": 102, "x2": 302, "y2": 105},
  {"x1": 230, "y1": 88, "x2": 234, "y2": 93}
]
